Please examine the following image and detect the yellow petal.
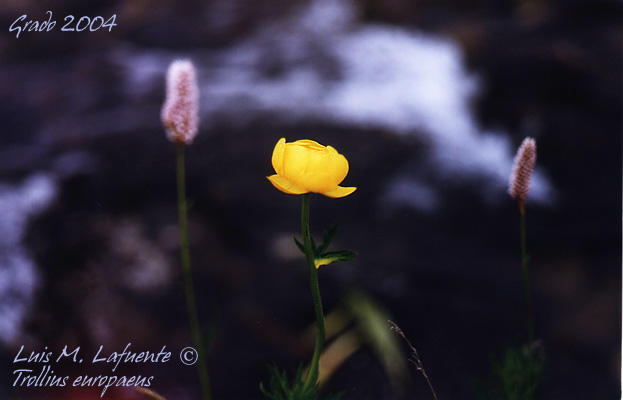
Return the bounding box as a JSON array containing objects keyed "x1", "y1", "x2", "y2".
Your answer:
[
  {"x1": 302, "y1": 170, "x2": 336, "y2": 193},
  {"x1": 331, "y1": 151, "x2": 349, "y2": 186},
  {"x1": 322, "y1": 185, "x2": 357, "y2": 198},
  {"x1": 282, "y1": 141, "x2": 312, "y2": 182},
  {"x1": 267, "y1": 174, "x2": 308, "y2": 195},
  {"x1": 271, "y1": 138, "x2": 286, "y2": 176},
  {"x1": 294, "y1": 139, "x2": 325, "y2": 150}
]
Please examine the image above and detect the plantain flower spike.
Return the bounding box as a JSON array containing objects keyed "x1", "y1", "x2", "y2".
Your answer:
[
  {"x1": 508, "y1": 137, "x2": 536, "y2": 215},
  {"x1": 161, "y1": 59, "x2": 199, "y2": 145}
]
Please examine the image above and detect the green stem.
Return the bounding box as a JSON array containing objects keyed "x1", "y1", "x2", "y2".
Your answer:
[
  {"x1": 176, "y1": 144, "x2": 212, "y2": 400},
  {"x1": 301, "y1": 193, "x2": 326, "y2": 393},
  {"x1": 519, "y1": 206, "x2": 534, "y2": 348}
]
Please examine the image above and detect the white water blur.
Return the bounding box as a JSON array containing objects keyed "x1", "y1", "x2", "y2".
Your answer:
[
  {"x1": 120, "y1": 0, "x2": 553, "y2": 210},
  {"x1": 0, "y1": 174, "x2": 57, "y2": 345}
]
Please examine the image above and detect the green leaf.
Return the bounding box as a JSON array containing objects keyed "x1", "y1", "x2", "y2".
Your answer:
[
  {"x1": 316, "y1": 224, "x2": 339, "y2": 256},
  {"x1": 260, "y1": 364, "x2": 344, "y2": 400},
  {"x1": 295, "y1": 224, "x2": 356, "y2": 270},
  {"x1": 314, "y1": 250, "x2": 357, "y2": 268},
  {"x1": 491, "y1": 344, "x2": 546, "y2": 400},
  {"x1": 294, "y1": 236, "x2": 319, "y2": 257},
  {"x1": 294, "y1": 237, "x2": 305, "y2": 254},
  {"x1": 311, "y1": 235, "x2": 318, "y2": 255}
]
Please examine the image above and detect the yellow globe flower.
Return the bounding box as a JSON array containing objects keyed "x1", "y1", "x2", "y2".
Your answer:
[{"x1": 267, "y1": 138, "x2": 357, "y2": 198}]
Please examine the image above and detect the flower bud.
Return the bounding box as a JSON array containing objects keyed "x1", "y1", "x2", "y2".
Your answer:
[
  {"x1": 268, "y1": 138, "x2": 356, "y2": 198},
  {"x1": 161, "y1": 60, "x2": 199, "y2": 145}
]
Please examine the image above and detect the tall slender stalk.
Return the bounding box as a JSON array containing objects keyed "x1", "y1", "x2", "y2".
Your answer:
[
  {"x1": 300, "y1": 193, "x2": 326, "y2": 393},
  {"x1": 506, "y1": 137, "x2": 540, "y2": 399},
  {"x1": 176, "y1": 144, "x2": 212, "y2": 400},
  {"x1": 519, "y1": 205, "x2": 537, "y2": 400},
  {"x1": 519, "y1": 208, "x2": 533, "y2": 348},
  {"x1": 508, "y1": 137, "x2": 536, "y2": 349}
]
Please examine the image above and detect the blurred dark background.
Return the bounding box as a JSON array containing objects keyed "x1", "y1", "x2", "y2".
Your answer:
[{"x1": 0, "y1": 0, "x2": 620, "y2": 399}]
